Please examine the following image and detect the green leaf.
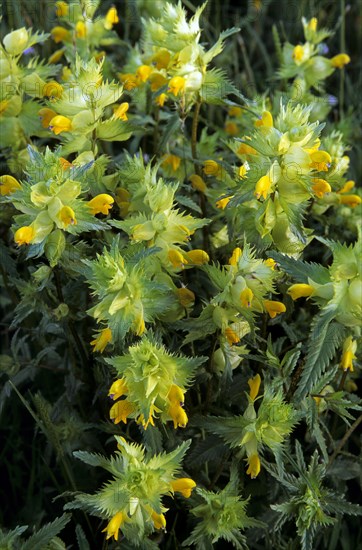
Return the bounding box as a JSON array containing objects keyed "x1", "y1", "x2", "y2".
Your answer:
[{"x1": 21, "y1": 514, "x2": 70, "y2": 550}]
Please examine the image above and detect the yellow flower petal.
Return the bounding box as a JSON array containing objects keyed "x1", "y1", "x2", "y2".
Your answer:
[
  {"x1": 248, "y1": 373, "x2": 261, "y2": 400},
  {"x1": 58, "y1": 206, "x2": 77, "y2": 227},
  {"x1": 312, "y1": 178, "x2": 331, "y2": 198},
  {"x1": 91, "y1": 327, "x2": 112, "y2": 353},
  {"x1": 263, "y1": 300, "x2": 286, "y2": 318},
  {"x1": 170, "y1": 478, "x2": 196, "y2": 498},
  {"x1": 0, "y1": 175, "x2": 21, "y2": 195},
  {"x1": 185, "y1": 249, "x2": 210, "y2": 265},
  {"x1": 224, "y1": 327, "x2": 240, "y2": 345},
  {"x1": 49, "y1": 115, "x2": 72, "y2": 134},
  {"x1": 102, "y1": 511, "x2": 125, "y2": 541},
  {"x1": 168, "y1": 249, "x2": 188, "y2": 269},
  {"x1": 229, "y1": 247, "x2": 242, "y2": 266},
  {"x1": 110, "y1": 399, "x2": 134, "y2": 424},
  {"x1": 51, "y1": 26, "x2": 70, "y2": 43},
  {"x1": 168, "y1": 385, "x2": 185, "y2": 406},
  {"x1": 189, "y1": 174, "x2": 207, "y2": 193},
  {"x1": 168, "y1": 76, "x2": 186, "y2": 96},
  {"x1": 254, "y1": 175, "x2": 272, "y2": 200},
  {"x1": 113, "y1": 102, "x2": 129, "y2": 121},
  {"x1": 339, "y1": 194, "x2": 361, "y2": 208},
  {"x1": 14, "y1": 226, "x2": 35, "y2": 246},
  {"x1": 337, "y1": 180, "x2": 355, "y2": 194},
  {"x1": 43, "y1": 81, "x2": 64, "y2": 99},
  {"x1": 241, "y1": 287, "x2": 253, "y2": 308},
  {"x1": 88, "y1": 194, "x2": 114, "y2": 215},
  {"x1": 108, "y1": 378, "x2": 128, "y2": 400},
  {"x1": 246, "y1": 454, "x2": 261, "y2": 478},
  {"x1": 287, "y1": 283, "x2": 314, "y2": 300},
  {"x1": 105, "y1": 6, "x2": 119, "y2": 29},
  {"x1": 331, "y1": 53, "x2": 351, "y2": 69},
  {"x1": 176, "y1": 287, "x2": 195, "y2": 308},
  {"x1": 55, "y1": 1, "x2": 68, "y2": 17},
  {"x1": 168, "y1": 403, "x2": 188, "y2": 428}
]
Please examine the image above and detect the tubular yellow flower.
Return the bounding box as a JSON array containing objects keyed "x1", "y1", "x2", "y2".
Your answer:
[
  {"x1": 59, "y1": 206, "x2": 77, "y2": 227},
  {"x1": 246, "y1": 454, "x2": 261, "y2": 479},
  {"x1": 337, "y1": 180, "x2": 355, "y2": 194},
  {"x1": 113, "y1": 102, "x2": 129, "y2": 121},
  {"x1": 340, "y1": 337, "x2": 357, "y2": 372},
  {"x1": 149, "y1": 73, "x2": 168, "y2": 91},
  {"x1": 168, "y1": 403, "x2": 188, "y2": 428},
  {"x1": 241, "y1": 287, "x2": 253, "y2": 308},
  {"x1": 155, "y1": 93, "x2": 167, "y2": 107},
  {"x1": 312, "y1": 178, "x2": 332, "y2": 198},
  {"x1": 339, "y1": 194, "x2": 361, "y2": 208},
  {"x1": 224, "y1": 326, "x2": 240, "y2": 345},
  {"x1": 51, "y1": 26, "x2": 70, "y2": 43},
  {"x1": 136, "y1": 65, "x2": 152, "y2": 83},
  {"x1": 168, "y1": 249, "x2": 188, "y2": 269},
  {"x1": 102, "y1": 511, "x2": 125, "y2": 541},
  {"x1": 238, "y1": 164, "x2": 248, "y2": 178},
  {"x1": 264, "y1": 258, "x2": 276, "y2": 270},
  {"x1": 254, "y1": 175, "x2": 272, "y2": 200},
  {"x1": 224, "y1": 121, "x2": 238, "y2": 136},
  {"x1": 229, "y1": 247, "x2": 242, "y2": 266},
  {"x1": 292, "y1": 44, "x2": 305, "y2": 62},
  {"x1": 48, "y1": 48, "x2": 65, "y2": 64},
  {"x1": 43, "y1": 81, "x2": 63, "y2": 99},
  {"x1": 39, "y1": 108, "x2": 57, "y2": 128},
  {"x1": 110, "y1": 399, "x2": 134, "y2": 424},
  {"x1": 152, "y1": 49, "x2": 171, "y2": 70},
  {"x1": 119, "y1": 73, "x2": 139, "y2": 91},
  {"x1": 109, "y1": 378, "x2": 128, "y2": 401},
  {"x1": 168, "y1": 76, "x2": 186, "y2": 96},
  {"x1": 168, "y1": 385, "x2": 185, "y2": 405},
  {"x1": 310, "y1": 150, "x2": 332, "y2": 172},
  {"x1": 308, "y1": 17, "x2": 318, "y2": 31},
  {"x1": 287, "y1": 283, "x2": 314, "y2": 300},
  {"x1": 55, "y1": 1, "x2": 68, "y2": 17},
  {"x1": 162, "y1": 154, "x2": 181, "y2": 172},
  {"x1": 151, "y1": 510, "x2": 166, "y2": 530},
  {"x1": 264, "y1": 300, "x2": 286, "y2": 318},
  {"x1": 14, "y1": 226, "x2": 35, "y2": 246},
  {"x1": 203, "y1": 159, "x2": 222, "y2": 178},
  {"x1": 185, "y1": 249, "x2": 210, "y2": 265},
  {"x1": 170, "y1": 478, "x2": 196, "y2": 498},
  {"x1": 88, "y1": 194, "x2": 114, "y2": 215},
  {"x1": 228, "y1": 106, "x2": 242, "y2": 117},
  {"x1": 0, "y1": 175, "x2": 21, "y2": 195},
  {"x1": 176, "y1": 287, "x2": 195, "y2": 307},
  {"x1": 137, "y1": 404, "x2": 160, "y2": 429},
  {"x1": 331, "y1": 53, "x2": 351, "y2": 69},
  {"x1": 248, "y1": 373, "x2": 261, "y2": 401},
  {"x1": 238, "y1": 142, "x2": 257, "y2": 156},
  {"x1": 134, "y1": 312, "x2": 145, "y2": 336},
  {"x1": 189, "y1": 174, "x2": 207, "y2": 193},
  {"x1": 105, "y1": 6, "x2": 119, "y2": 29},
  {"x1": 255, "y1": 110, "x2": 273, "y2": 128},
  {"x1": 75, "y1": 21, "x2": 87, "y2": 39},
  {"x1": 216, "y1": 197, "x2": 231, "y2": 209},
  {"x1": 59, "y1": 157, "x2": 73, "y2": 170},
  {"x1": 91, "y1": 327, "x2": 112, "y2": 353},
  {"x1": 49, "y1": 115, "x2": 72, "y2": 135}
]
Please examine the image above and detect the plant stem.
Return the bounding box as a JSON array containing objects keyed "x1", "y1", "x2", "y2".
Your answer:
[
  {"x1": 328, "y1": 413, "x2": 362, "y2": 468},
  {"x1": 191, "y1": 100, "x2": 201, "y2": 175},
  {"x1": 339, "y1": 0, "x2": 346, "y2": 119}
]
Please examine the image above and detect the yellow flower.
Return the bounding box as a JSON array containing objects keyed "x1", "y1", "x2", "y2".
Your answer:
[
  {"x1": 168, "y1": 403, "x2": 188, "y2": 428},
  {"x1": 170, "y1": 478, "x2": 196, "y2": 498},
  {"x1": 237, "y1": 142, "x2": 257, "y2": 156},
  {"x1": 150, "y1": 510, "x2": 166, "y2": 530},
  {"x1": 102, "y1": 511, "x2": 125, "y2": 541},
  {"x1": 203, "y1": 159, "x2": 222, "y2": 178},
  {"x1": 113, "y1": 102, "x2": 129, "y2": 121},
  {"x1": 337, "y1": 180, "x2": 355, "y2": 194},
  {"x1": 264, "y1": 258, "x2": 276, "y2": 270},
  {"x1": 152, "y1": 49, "x2": 171, "y2": 70},
  {"x1": 134, "y1": 312, "x2": 146, "y2": 336},
  {"x1": 312, "y1": 178, "x2": 332, "y2": 198},
  {"x1": 225, "y1": 121, "x2": 239, "y2": 136},
  {"x1": 310, "y1": 150, "x2": 332, "y2": 172},
  {"x1": 155, "y1": 93, "x2": 168, "y2": 107},
  {"x1": 14, "y1": 226, "x2": 35, "y2": 246},
  {"x1": 149, "y1": 73, "x2": 168, "y2": 91},
  {"x1": 51, "y1": 26, "x2": 70, "y2": 43},
  {"x1": 339, "y1": 194, "x2": 361, "y2": 208},
  {"x1": 308, "y1": 17, "x2": 318, "y2": 31},
  {"x1": 59, "y1": 157, "x2": 73, "y2": 170},
  {"x1": 168, "y1": 385, "x2": 185, "y2": 405},
  {"x1": 55, "y1": 1, "x2": 68, "y2": 17},
  {"x1": 168, "y1": 249, "x2": 188, "y2": 269},
  {"x1": 292, "y1": 45, "x2": 305, "y2": 63},
  {"x1": 162, "y1": 154, "x2": 181, "y2": 172},
  {"x1": 49, "y1": 115, "x2": 72, "y2": 135},
  {"x1": 88, "y1": 194, "x2": 114, "y2": 215},
  {"x1": 228, "y1": 106, "x2": 242, "y2": 117},
  {"x1": 254, "y1": 174, "x2": 272, "y2": 200},
  {"x1": 255, "y1": 110, "x2": 273, "y2": 128},
  {"x1": 75, "y1": 21, "x2": 87, "y2": 39},
  {"x1": 238, "y1": 164, "x2": 248, "y2": 179},
  {"x1": 287, "y1": 283, "x2": 314, "y2": 300},
  {"x1": 119, "y1": 73, "x2": 139, "y2": 91},
  {"x1": 189, "y1": 174, "x2": 207, "y2": 193},
  {"x1": 248, "y1": 373, "x2": 261, "y2": 400},
  {"x1": 105, "y1": 6, "x2": 119, "y2": 29},
  {"x1": 229, "y1": 247, "x2": 242, "y2": 266},
  {"x1": 0, "y1": 175, "x2": 21, "y2": 195},
  {"x1": 185, "y1": 249, "x2": 210, "y2": 265},
  {"x1": 136, "y1": 65, "x2": 152, "y2": 83},
  {"x1": 331, "y1": 53, "x2": 351, "y2": 69},
  {"x1": 176, "y1": 287, "x2": 195, "y2": 307},
  {"x1": 241, "y1": 287, "x2": 253, "y2": 308},
  {"x1": 38, "y1": 108, "x2": 57, "y2": 128},
  {"x1": 110, "y1": 399, "x2": 134, "y2": 424},
  {"x1": 224, "y1": 326, "x2": 240, "y2": 345},
  {"x1": 137, "y1": 404, "x2": 160, "y2": 429},
  {"x1": 109, "y1": 378, "x2": 128, "y2": 401},
  {"x1": 58, "y1": 206, "x2": 77, "y2": 227},
  {"x1": 246, "y1": 454, "x2": 261, "y2": 479},
  {"x1": 340, "y1": 337, "x2": 357, "y2": 372},
  {"x1": 43, "y1": 81, "x2": 64, "y2": 100},
  {"x1": 216, "y1": 197, "x2": 231, "y2": 209},
  {"x1": 0, "y1": 99, "x2": 9, "y2": 115},
  {"x1": 263, "y1": 300, "x2": 286, "y2": 318},
  {"x1": 48, "y1": 48, "x2": 65, "y2": 64},
  {"x1": 91, "y1": 327, "x2": 112, "y2": 353},
  {"x1": 168, "y1": 76, "x2": 186, "y2": 96}
]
